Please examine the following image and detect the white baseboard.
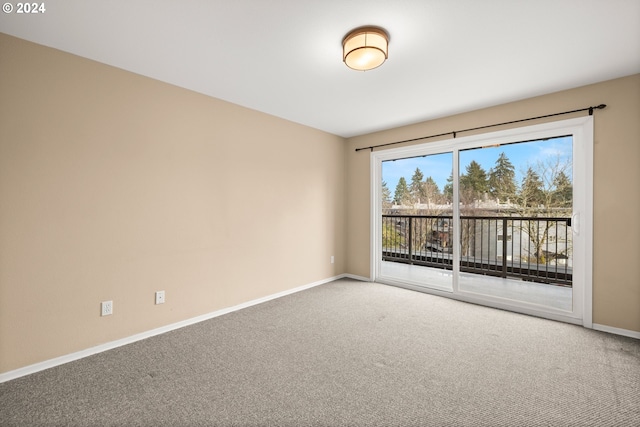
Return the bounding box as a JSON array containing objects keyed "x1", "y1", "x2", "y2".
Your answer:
[
  {"x1": 342, "y1": 273, "x2": 371, "y2": 282},
  {"x1": 4, "y1": 274, "x2": 635, "y2": 384},
  {"x1": 0, "y1": 274, "x2": 346, "y2": 384},
  {"x1": 592, "y1": 323, "x2": 640, "y2": 339}
]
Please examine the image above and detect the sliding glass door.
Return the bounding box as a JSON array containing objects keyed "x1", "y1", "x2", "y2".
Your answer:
[
  {"x1": 380, "y1": 152, "x2": 454, "y2": 292},
  {"x1": 372, "y1": 118, "x2": 593, "y2": 326},
  {"x1": 457, "y1": 138, "x2": 573, "y2": 311}
]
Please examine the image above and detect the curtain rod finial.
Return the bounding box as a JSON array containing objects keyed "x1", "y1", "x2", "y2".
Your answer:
[{"x1": 591, "y1": 104, "x2": 607, "y2": 114}]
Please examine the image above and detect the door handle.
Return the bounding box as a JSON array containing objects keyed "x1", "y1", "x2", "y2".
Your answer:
[{"x1": 572, "y1": 212, "x2": 580, "y2": 236}]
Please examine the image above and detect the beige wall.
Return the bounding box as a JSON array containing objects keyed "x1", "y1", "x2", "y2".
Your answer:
[
  {"x1": 0, "y1": 34, "x2": 346, "y2": 373},
  {"x1": 347, "y1": 74, "x2": 640, "y2": 333},
  {"x1": 1, "y1": 31, "x2": 638, "y2": 375}
]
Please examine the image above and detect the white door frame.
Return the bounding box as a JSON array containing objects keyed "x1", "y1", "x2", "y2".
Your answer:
[{"x1": 371, "y1": 117, "x2": 593, "y2": 328}]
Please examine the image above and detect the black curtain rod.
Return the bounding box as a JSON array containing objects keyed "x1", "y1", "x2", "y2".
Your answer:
[{"x1": 355, "y1": 104, "x2": 606, "y2": 152}]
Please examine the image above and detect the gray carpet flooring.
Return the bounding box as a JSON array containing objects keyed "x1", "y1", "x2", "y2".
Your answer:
[{"x1": 1, "y1": 279, "x2": 639, "y2": 426}]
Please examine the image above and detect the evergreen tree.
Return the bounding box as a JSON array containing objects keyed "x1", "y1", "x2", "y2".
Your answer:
[
  {"x1": 394, "y1": 177, "x2": 410, "y2": 205},
  {"x1": 488, "y1": 152, "x2": 517, "y2": 202},
  {"x1": 520, "y1": 167, "x2": 545, "y2": 207},
  {"x1": 551, "y1": 171, "x2": 572, "y2": 207},
  {"x1": 410, "y1": 168, "x2": 426, "y2": 203},
  {"x1": 423, "y1": 176, "x2": 441, "y2": 203},
  {"x1": 381, "y1": 180, "x2": 392, "y2": 209},
  {"x1": 460, "y1": 161, "x2": 488, "y2": 199},
  {"x1": 381, "y1": 181, "x2": 392, "y2": 209},
  {"x1": 443, "y1": 172, "x2": 453, "y2": 202}
]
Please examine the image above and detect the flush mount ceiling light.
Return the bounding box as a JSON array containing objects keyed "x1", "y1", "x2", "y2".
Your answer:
[{"x1": 342, "y1": 26, "x2": 389, "y2": 71}]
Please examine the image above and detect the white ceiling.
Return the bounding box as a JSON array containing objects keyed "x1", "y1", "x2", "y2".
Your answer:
[{"x1": 1, "y1": 0, "x2": 639, "y2": 137}]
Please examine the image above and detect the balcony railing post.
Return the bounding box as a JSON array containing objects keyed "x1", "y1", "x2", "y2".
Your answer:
[
  {"x1": 502, "y1": 218, "x2": 508, "y2": 278},
  {"x1": 408, "y1": 217, "x2": 413, "y2": 265}
]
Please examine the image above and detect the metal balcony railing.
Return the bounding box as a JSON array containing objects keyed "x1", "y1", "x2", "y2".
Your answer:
[{"x1": 382, "y1": 214, "x2": 572, "y2": 286}]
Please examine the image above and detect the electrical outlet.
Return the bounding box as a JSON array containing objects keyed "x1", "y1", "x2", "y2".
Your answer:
[
  {"x1": 101, "y1": 300, "x2": 113, "y2": 316},
  {"x1": 331, "y1": 256, "x2": 335, "y2": 264},
  {"x1": 155, "y1": 291, "x2": 165, "y2": 305}
]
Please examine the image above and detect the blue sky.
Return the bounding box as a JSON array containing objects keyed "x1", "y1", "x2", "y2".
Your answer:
[{"x1": 382, "y1": 136, "x2": 572, "y2": 195}]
